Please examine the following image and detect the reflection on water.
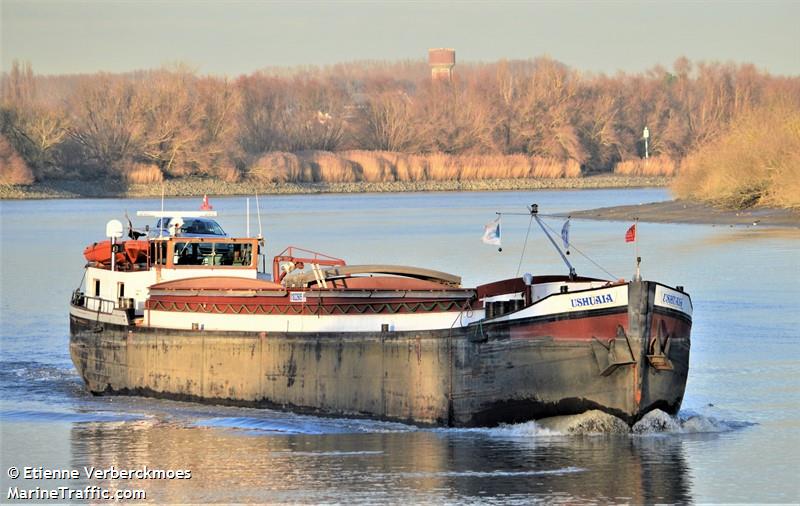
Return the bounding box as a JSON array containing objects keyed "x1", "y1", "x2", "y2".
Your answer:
[
  {"x1": 688, "y1": 225, "x2": 800, "y2": 247},
  {"x1": 2, "y1": 188, "x2": 799, "y2": 503},
  {"x1": 64, "y1": 418, "x2": 693, "y2": 504}
]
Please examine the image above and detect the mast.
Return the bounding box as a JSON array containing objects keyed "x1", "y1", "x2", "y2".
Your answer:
[{"x1": 530, "y1": 204, "x2": 577, "y2": 279}]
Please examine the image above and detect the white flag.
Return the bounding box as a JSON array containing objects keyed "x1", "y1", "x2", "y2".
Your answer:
[
  {"x1": 561, "y1": 219, "x2": 570, "y2": 249},
  {"x1": 482, "y1": 217, "x2": 501, "y2": 246}
]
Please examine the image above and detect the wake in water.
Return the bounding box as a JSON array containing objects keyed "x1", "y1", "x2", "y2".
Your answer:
[
  {"x1": 0, "y1": 409, "x2": 146, "y2": 424},
  {"x1": 510, "y1": 409, "x2": 753, "y2": 436},
  {"x1": 0, "y1": 360, "x2": 85, "y2": 399},
  {"x1": 190, "y1": 408, "x2": 750, "y2": 439},
  {"x1": 630, "y1": 409, "x2": 754, "y2": 434},
  {"x1": 193, "y1": 411, "x2": 419, "y2": 435},
  {"x1": 431, "y1": 409, "x2": 752, "y2": 439}
]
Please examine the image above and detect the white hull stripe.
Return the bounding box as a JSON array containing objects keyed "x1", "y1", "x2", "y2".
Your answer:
[
  {"x1": 487, "y1": 285, "x2": 629, "y2": 323},
  {"x1": 654, "y1": 285, "x2": 692, "y2": 317}
]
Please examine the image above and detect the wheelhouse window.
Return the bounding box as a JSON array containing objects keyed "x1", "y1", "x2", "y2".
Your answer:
[
  {"x1": 152, "y1": 218, "x2": 226, "y2": 237},
  {"x1": 172, "y1": 241, "x2": 253, "y2": 267},
  {"x1": 150, "y1": 241, "x2": 168, "y2": 265},
  {"x1": 182, "y1": 219, "x2": 225, "y2": 236}
]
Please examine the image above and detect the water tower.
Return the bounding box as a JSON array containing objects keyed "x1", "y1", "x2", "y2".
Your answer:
[{"x1": 429, "y1": 48, "x2": 455, "y2": 82}]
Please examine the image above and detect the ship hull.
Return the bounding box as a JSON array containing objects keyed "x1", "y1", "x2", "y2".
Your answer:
[{"x1": 69, "y1": 281, "x2": 690, "y2": 427}]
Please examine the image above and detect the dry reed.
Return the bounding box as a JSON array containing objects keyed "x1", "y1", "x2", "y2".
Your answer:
[
  {"x1": 123, "y1": 163, "x2": 164, "y2": 184},
  {"x1": 614, "y1": 156, "x2": 676, "y2": 177},
  {"x1": 340, "y1": 150, "x2": 395, "y2": 182},
  {"x1": 673, "y1": 102, "x2": 800, "y2": 209},
  {"x1": 0, "y1": 135, "x2": 34, "y2": 185},
  {"x1": 297, "y1": 151, "x2": 360, "y2": 183},
  {"x1": 246, "y1": 151, "x2": 585, "y2": 183},
  {"x1": 564, "y1": 160, "x2": 582, "y2": 178},
  {"x1": 393, "y1": 154, "x2": 428, "y2": 181},
  {"x1": 213, "y1": 162, "x2": 241, "y2": 183},
  {"x1": 249, "y1": 152, "x2": 302, "y2": 182},
  {"x1": 425, "y1": 153, "x2": 459, "y2": 180},
  {"x1": 531, "y1": 157, "x2": 582, "y2": 178}
]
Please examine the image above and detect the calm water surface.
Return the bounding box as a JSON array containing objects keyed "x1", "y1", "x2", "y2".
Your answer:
[{"x1": 1, "y1": 189, "x2": 798, "y2": 503}]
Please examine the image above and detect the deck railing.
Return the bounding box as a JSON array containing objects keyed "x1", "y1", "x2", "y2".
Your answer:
[{"x1": 72, "y1": 291, "x2": 116, "y2": 314}]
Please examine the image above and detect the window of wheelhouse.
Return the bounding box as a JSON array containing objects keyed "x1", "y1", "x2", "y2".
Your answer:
[
  {"x1": 93, "y1": 279, "x2": 100, "y2": 296},
  {"x1": 150, "y1": 241, "x2": 167, "y2": 265},
  {"x1": 172, "y1": 241, "x2": 254, "y2": 267},
  {"x1": 173, "y1": 241, "x2": 203, "y2": 265},
  {"x1": 216, "y1": 242, "x2": 253, "y2": 266}
]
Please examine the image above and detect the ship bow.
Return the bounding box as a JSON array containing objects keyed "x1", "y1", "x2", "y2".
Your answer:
[{"x1": 629, "y1": 281, "x2": 692, "y2": 421}]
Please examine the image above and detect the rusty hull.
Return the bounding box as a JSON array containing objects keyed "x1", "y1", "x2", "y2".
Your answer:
[{"x1": 69, "y1": 281, "x2": 690, "y2": 426}]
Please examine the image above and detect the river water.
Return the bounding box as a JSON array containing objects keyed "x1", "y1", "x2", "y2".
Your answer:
[{"x1": 1, "y1": 188, "x2": 798, "y2": 503}]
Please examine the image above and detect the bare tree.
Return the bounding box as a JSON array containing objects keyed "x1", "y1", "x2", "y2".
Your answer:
[
  {"x1": 194, "y1": 76, "x2": 242, "y2": 175},
  {"x1": 285, "y1": 77, "x2": 350, "y2": 151},
  {"x1": 67, "y1": 75, "x2": 144, "y2": 173},
  {"x1": 0, "y1": 61, "x2": 70, "y2": 178},
  {"x1": 358, "y1": 87, "x2": 422, "y2": 152},
  {"x1": 512, "y1": 58, "x2": 585, "y2": 162},
  {"x1": 236, "y1": 74, "x2": 293, "y2": 154},
  {"x1": 137, "y1": 70, "x2": 202, "y2": 176}
]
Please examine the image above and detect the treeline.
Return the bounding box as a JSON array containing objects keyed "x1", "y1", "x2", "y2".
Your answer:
[{"x1": 1, "y1": 58, "x2": 798, "y2": 192}]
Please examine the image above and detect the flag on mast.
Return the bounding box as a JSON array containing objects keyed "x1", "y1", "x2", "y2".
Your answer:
[
  {"x1": 482, "y1": 217, "x2": 501, "y2": 246},
  {"x1": 625, "y1": 223, "x2": 636, "y2": 243},
  {"x1": 561, "y1": 219, "x2": 570, "y2": 250}
]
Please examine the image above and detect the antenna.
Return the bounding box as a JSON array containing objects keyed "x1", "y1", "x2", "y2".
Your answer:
[
  {"x1": 159, "y1": 184, "x2": 165, "y2": 236},
  {"x1": 634, "y1": 217, "x2": 641, "y2": 281},
  {"x1": 254, "y1": 192, "x2": 265, "y2": 273},
  {"x1": 255, "y1": 192, "x2": 263, "y2": 239}
]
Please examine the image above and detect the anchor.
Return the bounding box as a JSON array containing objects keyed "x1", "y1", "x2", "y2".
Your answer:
[
  {"x1": 591, "y1": 325, "x2": 636, "y2": 376},
  {"x1": 647, "y1": 320, "x2": 674, "y2": 371}
]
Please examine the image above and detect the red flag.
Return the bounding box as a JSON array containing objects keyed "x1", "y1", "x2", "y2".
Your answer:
[
  {"x1": 625, "y1": 224, "x2": 636, "y2": 243},
  {"x1": 200, "y1": 195, "x2": 213, "y2": 211}
]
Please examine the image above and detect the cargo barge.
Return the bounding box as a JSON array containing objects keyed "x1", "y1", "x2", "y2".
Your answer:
[{"x1": 69, "y1": 202, "x2": 691, "y2": 426}]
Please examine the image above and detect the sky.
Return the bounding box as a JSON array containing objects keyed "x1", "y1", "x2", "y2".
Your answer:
[{"x1": 2, "y1": 0, "x2": 798, "y2": 76}]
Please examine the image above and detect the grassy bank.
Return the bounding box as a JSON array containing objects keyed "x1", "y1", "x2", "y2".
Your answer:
[
  {"x1": 0, "y1": 174, "x2": 669, "y2": 200},
  {"x1": 672, "y1": 102, "x2": 800, "y2": 210}
]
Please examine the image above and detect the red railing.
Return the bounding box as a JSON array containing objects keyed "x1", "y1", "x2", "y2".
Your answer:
[{"x1": 272, "y1": 246, "x2": 346, "y2": 282}]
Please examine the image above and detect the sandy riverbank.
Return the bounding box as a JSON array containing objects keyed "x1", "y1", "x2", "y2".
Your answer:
[
  {"x1": 566, "y1": 199, "x2": 800, "y2": 228},
  {"x1": 0, "y1": 175, "x2": 669, "y2": 200}
]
